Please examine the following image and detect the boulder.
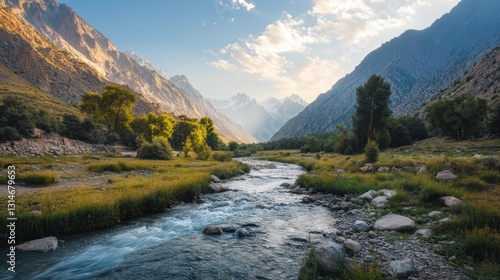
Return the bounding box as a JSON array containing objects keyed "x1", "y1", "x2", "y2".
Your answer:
[
  {"x1": 17, "y1": 236, "x2": 58, "y2": 253},
  {"x1": 428, "y1": 211, "x2": 443, "y2": 218},
  {"x1": 440, "y1": 196, "x2": 463, "y2": 207},
  {"x1": 209, "y1": 183, "x2": 228, "y2": 193},
  {"x1": 203, "y1": 226, "x2": 223, "y2": 235},
  {"x1": 353, "y1": 220, "x2": 370, "y2": 232},
  {"x1": 390, "y1": 258, "x2": 415, "y2": 278},
  {"x1": 359, "y1": 190, "x2": 377, "y2": 201},
  {"x1": 360, "y1": 164, "x2": 374, "y2": 172},
  {"x1": 31, "y1": 128, "x2": 44, "y2": 138},
  {"x1": 371, "y1": 196, "x2": 389, "y2": 208},
  {"x1": 415, "y1": 229, "x2": 432, "y2": 238},
  {"x1": 312, "y1": 241, "x2": 346, "y2": 273},
  {"x1": 210, "y1": 175, "x2": 221, "y2": 183},
  {"x1": 280, "y1": 182, "x2": 292, "y2": 188},
  {"x1": 416, "y1": 165, "x2": 428, "y2": 174},
  {"x1": 472, "y1": 154, "x2": 482, "y2": 159},
  {"x1": 343, "y1": 239, "x2": 362, "y2": 256},
  {"x1": 374, "y1": 214, "x2": 416, "y2": 232},
  {"x1": 236, "y1": 228, "x2": 248, "y2": 237},
  {"x1": 379, "y1": 189, "x2": 396, "y2": 198},
  {"x1": 377, "y1": 167, "x2": 390, "y2": 172},
  {"x1": 436, "y1": 170, "x2": 458, "y2": 181}
]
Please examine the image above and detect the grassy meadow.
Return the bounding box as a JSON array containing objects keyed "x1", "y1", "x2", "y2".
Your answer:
[
  {"x1": 258, "y1": 137, "x2": 500, "y2": 279},
  {"x1": 0, "y1": 154, "x2": 249, "y2": 242}
]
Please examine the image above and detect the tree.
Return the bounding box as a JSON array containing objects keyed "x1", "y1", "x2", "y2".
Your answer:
[
  {"x1": 80, "y1": 85, "x2": 137, "y2": 135},
  {"x1": 200, "y1": 117, "x2": 222, "y2": 150},
  {"x1": 332, "y1": 125, "x2": 353, "y2": 155},
  {"x1": 137, "y1": 136, "x2": 173, "y2": 160},
  {"x1": 131, "y1": 112, "x2": 176, "y2": 143},
  {"x1": 489, "y1": 104, "x2": 500, "y2": 137},
  {"x1": 388, "y1": 122, "x2": 412, "y2": 147},
  {"x1": 0, "y1": 96, "x2": 35, "y2": 138},
  {"x1": 426, "y1": 95, "x2": 489, "y2": 141},
  {"x1": 352, "y1": 75, "x2": 392, "y2": 152},
  {"x1": 364, "y1": 140, "x2": 380, "y2": 163},
  {"x1": 396, "y1": 115, "x2": 428, "y2": 141}
]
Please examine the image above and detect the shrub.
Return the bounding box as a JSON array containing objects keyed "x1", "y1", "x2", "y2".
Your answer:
[
  {"x1": 364, "y1": 140, "x2": 379, "y2": 163},
  {"x1": 483, "y1": 156, "x2": 499, "y2": 170},
  {"x1": 137, "y1": 137, "x2": 173, "y2": 160},
  {"x1": 0, "y1": 126, "x2": 22, "y2": 142},
  {"x1": 464, "y1": 228, "x2": 500, "y2": 263},
  {"x1": 19, "y1": 171, "x2": 58, "y2": 185},
  {"x1": 212, "y1": 151, "x2": 233, "y2": 162},
  {"x1": 195, "y1": 143, "x2": 212, "y2": 160},
  {"x1": 479, "y1": 171, "x2": 500, "y2": 184},
  {"x1": 455, "y1": 177, "x2": 491, "y2": 192}
]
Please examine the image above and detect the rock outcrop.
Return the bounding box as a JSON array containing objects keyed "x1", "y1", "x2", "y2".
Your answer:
[
  {"x1": 17, "y1": 236, "x2": 58, "y2": 253},
  {"x1": 0, "y1": 132, "x2": 93, "y2": 156}
]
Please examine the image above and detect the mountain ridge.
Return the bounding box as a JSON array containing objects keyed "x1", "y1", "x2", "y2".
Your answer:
[{"x1": 272, "y1": 0, "x2": 500, "y2": 141}]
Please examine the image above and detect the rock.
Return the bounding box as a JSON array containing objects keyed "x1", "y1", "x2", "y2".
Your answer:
[
  {"x1": 374, "y1": 214, "x2": 416, "y2": 232},
  {"x1": 290, "y1": 186, "x2": 306, "y2": 194},
  {"x1": 439, "y1": 218, "x2": 452, "y2": 224},
  {"x1": 203, "y1": 226, "x2": 223, "y2": 235},
  {"x1": 209, "y1": 183, "x2": 228, "y2": 193},
  {"x1": 312, "y1": 241, "x2": 346, "y2": 273},
  {"x1": 17, "y1": 236, "x2": 58, "y2": 253},
  {"x1": 472, "y1": 154, "x2": 482, "y2": 159},
  {"x1": 371, "y1": 196, "x2": 389, "y2": 208},
  {"x1": 343, "y1": 239, "x2": 362, "y2": 255},
  {"x1": 91, "y1": 156, "x2": 101, "y2": 160},
  {"x1": 302, "y1": 197, "x2": 312, "y2": 204},
  {"x1": 367, "y1": 231, "x2": 377, "y2": 238},
  {"x1": 29, "y1": 210, "x2": 42, "y2": 216},
  {"x1": 359, "y1": 190, "x2": 377, "y2": 200},
  {"x1": 31, "y1": 128, "x2": 44, "y2": 138},
  {"x1": 436, "y1": 170, "x2": 458, "y2": 181},
  {"x1": 236, "y1": 228, "x2": 248, "y2": 237},
  {"x1": 335, "y1": 169, "x2": 345, "y2": 173},
  {"x1": 428, "y1": 211, "x2": 443, "y2": 218},
  {"x1": 210, "y1": 175, "x2": 221, "y2": 183},
  {"x1": 415, "y1": 229, "x2": 432, "y2": 238},
  {"x1": 280, "y1": 182, "x2": 292, "y2": 188},
  {"x1": 237, "y1": 170, "x2": 246, "y2": 175},
  {"x1": 440, "y1": 196, "x2": 463, "y2": 207},
  {"x1": 390, "y1": 258, "x2": 415, "y2": 278},
  {"x1": 416, "y1": 165, "x2": 428, "y2": 174},
  {"x1": 379, "y1": 189, "x2": 397, "y2": 198},
  {"x1": 353, "y1": 220, "x2": 370, "y2": 232},
  {"x1": 377, "y1": 167, "x2": 390, "y2": 172},
  {"x1": 360, "y1": 164, "x2": 374, "y2": 172}
]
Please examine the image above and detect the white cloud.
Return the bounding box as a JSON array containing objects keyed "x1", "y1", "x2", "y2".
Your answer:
[
  {"x1": 208, "y1": 59, "x2": 237, "y2": 71},
  {"x1": 232, "y1": 0, "x2": 255, "y2": 11}
]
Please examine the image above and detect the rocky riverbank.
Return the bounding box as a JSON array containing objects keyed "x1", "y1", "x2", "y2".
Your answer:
[{"x1": 285, "y1": 183, "x2": 469, "y2": 280}]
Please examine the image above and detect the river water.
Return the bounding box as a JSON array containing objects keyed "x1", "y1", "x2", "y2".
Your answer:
[{"x1": 2, "y1": 159, "x2": 337, "y2": 279}]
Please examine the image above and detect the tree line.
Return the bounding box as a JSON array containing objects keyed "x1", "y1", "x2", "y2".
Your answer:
[{"x1": 0, "y1": 84, "x2": 224, "y2": 160}]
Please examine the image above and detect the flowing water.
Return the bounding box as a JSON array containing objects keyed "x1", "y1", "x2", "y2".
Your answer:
[{"x1": 1, "y1": 159, "x2": 337, "y2": 279}]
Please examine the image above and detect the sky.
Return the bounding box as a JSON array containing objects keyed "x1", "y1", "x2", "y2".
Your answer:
[{"x1": 58, "y1": 0, "x2": 460, "y2": 103}]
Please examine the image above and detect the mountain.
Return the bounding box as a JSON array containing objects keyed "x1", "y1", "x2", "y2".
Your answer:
[
  {"x1": 210, "y1": 93, "x2": 307, "y2": 142},
  {"x1": 169, "y1": 75, "x2": 257, "y2": 143},
  {"x1": 1, "y1": 0, "x2": 255, "y2": 143},
  {"x1": 272, "y1": 0, "x2": 500, "y2": 141},
  {"x1": 260, "y1": 94, "x2": 308, "y2": 124},
  {"x1": 419, "y1": 46, "x2": 500, "y2": 115}
]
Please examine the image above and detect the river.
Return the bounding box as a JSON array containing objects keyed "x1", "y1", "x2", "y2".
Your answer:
[{"x1": 1, "y1": 159, "x2": 337, "y2": 279}]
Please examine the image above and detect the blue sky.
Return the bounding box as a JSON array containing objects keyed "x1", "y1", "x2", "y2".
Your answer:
[{"x1": 59, "y1": 0, "x2": 460, "y2": 102}]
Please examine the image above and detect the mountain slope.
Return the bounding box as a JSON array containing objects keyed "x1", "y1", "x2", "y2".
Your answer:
[
  {"x1": 260, "y1": 94, "x2": 308, "y2": 124},
  {"x1": 419, "y1": 46, "x2": 500, "y2": 115},
  {"x1": 169, "y1": 75, "x2": 257, "y2": 143},
  {"x1": 272, "y1": 0, "x2": 500, "y2": 140},
  {"x1": 2, "y1": 0, "x2": 255, "y2": 143}
]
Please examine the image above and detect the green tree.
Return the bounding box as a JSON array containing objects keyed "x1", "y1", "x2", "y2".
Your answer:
[
  {"x1": 332, "y1": 125, "x2": 353, "y2": 155},
  {"x1": 388, "y1": 122, "x2": 412, "y2": 147},
  {"x1": 396, "y1": 115, "x2": 428, "y2": 141},
  {"x1": 200, "y1": 117, "x2": 222, "y2": 150},
  {"x1": 0, "y1": 96, "x2": 35, "y2": 138},
  {"x1": 489, "y1": 104, "x2": 500, "y2": 137},
  {"x1": 426, "y1": 95, "x2": 489, "y2": 141},
  {"x1": 137, "y1": 136, "x2": 173, "y2": 160},
  {"x1": 131, "y1": 112, "x2": 176, "y2": 143},
  {"x1": 352, "y1": 75, "x2": 392, "y2": 152},
  {"x1": 364, "y1": 140, "x2": 380, "y2": 163},
  {"x1": 81, "y1": 85, "x2": 137, "y2": 135}
]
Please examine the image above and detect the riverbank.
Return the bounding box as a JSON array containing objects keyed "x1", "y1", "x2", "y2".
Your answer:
[
  {"x1": 0, "y1": 154, "x2": 249, "y2": 242},
  {"x1": 258, "y1": 139, "x2": 500, "y2": 279}
]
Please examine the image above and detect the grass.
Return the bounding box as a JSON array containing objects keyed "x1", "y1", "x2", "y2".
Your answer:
[
  {"x1": 0, "y1": 155, "x2": 249, "y2": 241},
  {"x1": 258, "y1": 138, "x2": 500, "y2": 277}
]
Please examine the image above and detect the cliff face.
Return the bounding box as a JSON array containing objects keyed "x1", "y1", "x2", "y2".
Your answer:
[
  {"x1": 2, "y1": 0, "x2": 255, "y2": 143},
  {"x1": 272, "y1": 0, "x2": 500, "y2": 140}
]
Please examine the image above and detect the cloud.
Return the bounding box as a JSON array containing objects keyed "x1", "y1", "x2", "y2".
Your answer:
[
  {"x1": 232, "y1": 0, "x2": 255, "y2": 11},
  {"x1": 208, "y1": 59, "x2": 238, "y2": 71}
]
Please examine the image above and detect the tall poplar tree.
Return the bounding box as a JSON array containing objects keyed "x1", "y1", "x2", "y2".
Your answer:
[{"x1": 352, "y1": 75, "x2": 392, "y2": 152}]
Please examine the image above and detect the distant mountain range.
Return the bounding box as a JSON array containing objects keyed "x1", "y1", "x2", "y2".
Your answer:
[
  {"x1": 272, "y1": 0, "x2": 500, "y2": 141},
  {"x1": 0, "y1": 0, "x2": 256, "y2": 143},
  {"x1": 210, "y1": 93, "x2": 308, "y2": 142}
]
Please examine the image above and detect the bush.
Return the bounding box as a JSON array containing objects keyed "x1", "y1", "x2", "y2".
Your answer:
[
  {"x1": 364, "y1": 140, "x2": 379, "y2": 163},
  {"x1": 195, "y1": 143, "x2": 212, "y2": 160},
  {"x1": 455, "y1": 177, "x2": 491, "y2": 192},
  {"x1": 464, "y1": 228, "x2": 500, "y2": 263},
  {"x1": 212, "y1": 151, "x2": 233, "y2": 162},
  {"x1": 479, "y1": 171, "x2": 500, "y2": 184},
  {"x1": 0, "y1": 126, "x2": 22, "y2": 142},
  {"x1": 19, "y1": 171, "x2": 58, "y2": 185},
  {"x1": 137, "y1": 137, "x2": 173, "y2": 160}
]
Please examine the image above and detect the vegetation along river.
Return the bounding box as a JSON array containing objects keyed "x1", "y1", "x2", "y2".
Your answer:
[{"x1": 2, "y1": 159, "x2": 337, "y2": 279}]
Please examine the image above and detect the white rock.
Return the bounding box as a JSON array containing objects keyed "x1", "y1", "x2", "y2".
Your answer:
[
  {"x1": 428, "y1": 211, "x2": 443, "y2": 218},
  {"x1": 440, "y1": 196, "x2": 463, "y2": 207},
  {"x1": 374, "y1": 214, "x2": 416, "y2": 232},
  {"x1": 209, "y1": 183, "x2": 228, "y2": 193},
  {"x1": 210, "y1": 175, "x2": 221, "y2": 183},
  {"x1": 439, "y1": 218, "x2": 452, "y2": 224},
  {"x1": 379, "y1": 189, "x2": 397, "y2": 198},
  {"x1": 343, "y1": 239, "x2": 362, "y2": 255},
  {"x1": 371, "y1": 196, "x2": 389, "y2": 208},
  {"x1": 415, "y1": 229, "x2": 432, "y2": 238},
  {"x1": 416, "y1": 165, "x2": 428, "y2": 174},
  {"x1": 472, "y1": 154, "x2": 482, "y2": 159},
  {"x1": 17, "y1": 236, "x2": 58, "y2": 253},
  {"x1": 436, "y1": 170, "x2": 458, "y2": 181},
  {"x1": 359, "y1": 190, "x2": 377, "y2": 200},
  {"x1": 360, "y1": 164, "x2": 374, "y2": 172},
  {"x1": 313, "y1": 241, "x2": 346, "y2": 273},
  {"x1": 377, "y1": 167, "x2": 390, "y2": 172}
]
